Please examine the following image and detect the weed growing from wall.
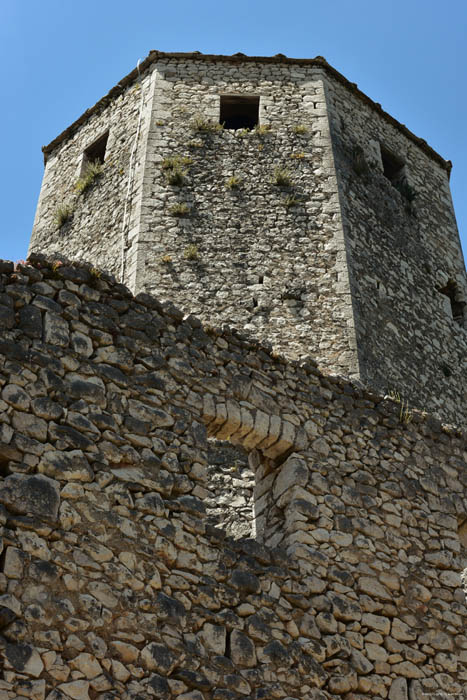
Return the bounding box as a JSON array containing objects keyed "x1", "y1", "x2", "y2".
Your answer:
[
  {"x1": 273, "y1": 168, "x2": 293, "y2": 187},
  {"x1": 75, "y1": 160, "x2": 103, "y2": 194},
  {"x1": 184, "y1": 244, "x2": 199, "y2": 260},
  {"x1": 54, "y1": 203, "x2": 74, "y2": 229},
  {"x1": 169, "y1": 203, "x2": 190, "y2": 217}
]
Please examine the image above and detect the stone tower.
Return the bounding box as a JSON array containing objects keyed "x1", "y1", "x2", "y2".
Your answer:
[{"x1": 30, "y1": 51, "x2": 467, "y2": 425}]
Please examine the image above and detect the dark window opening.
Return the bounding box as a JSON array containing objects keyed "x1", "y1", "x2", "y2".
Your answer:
[
  {"x1": 81, "y1": 131, "x2": 109, "y2": 174},
  {"x1": 439, "y1": 280, "x2": 465, "y2": 327},
  {"x1": 220, "y1": 95, "x2": 260, "y2": 130},
  {"x1": 380, "y1": 145, "x2": 404, "y2": 184}
]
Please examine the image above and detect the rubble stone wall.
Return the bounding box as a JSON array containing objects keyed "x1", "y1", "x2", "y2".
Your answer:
[
  {"x1": 325, "y1": 72, "x2": 467, "y2": 424},
  {"x1": 0, "y1": 256, "x2": 466, "y2": 699},
  {"x1": 133, "y1": 59, "x2": 357, "y2": 379},
  {"x1": 30, "y1": 68, "x2": 155, "y2": 280}
]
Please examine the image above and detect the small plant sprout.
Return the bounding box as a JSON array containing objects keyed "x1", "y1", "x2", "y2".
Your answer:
[
  {"x1": 54, "y1": 203, "x2": 73, "y2": 228},
  {"x1": 290, "y1": 152, "x2": 305, "y2": 160},
  {"x1": 399, "y1": 399, "x2": 413, "y2": 425},
  {"x1": 161, "y1": 156, "x2": 193, "y2": 170},
  {"x1": 184, "y1": 244, "x2": 199, "y2": 261},
  {"x1": 90, "y1": 267, "x2": 101, "y2": 278},
  {"x1": 254, "y1": 124, "x2": 271, "y2": 136},
  {"x1": 283, "y1": 194, "x2": 300, "y2": 209},
  {"x1": 169, "y1": 203, "x2": 190, "y2": 217},
  {"x1": 188, "y1": 139, "x2": 204, "y2": 148},
  {"x1": 161, "y1": 254, "x2": 173, "y2": 264},
  {"x1": 75, "y1": 160, "x2": 104, "y2": 194},
  {"x1": 165, "y1": 167, "x2": 186, "y2": 186},
  {"x1": 162, "y1": 156, "x2": 192, "y2": 186},
  {"x1": 192, "y1": 115, "x2": 223, "y2": 133},
  {"x1": 273, "y1": 167, "x2": 293, "y2": 187},
  {"x1": 226, "y1": 175, "x2": 242, "y2": 190},
  {"x1": 293, "y1": 124, "x2": 308, "y2": 135}
]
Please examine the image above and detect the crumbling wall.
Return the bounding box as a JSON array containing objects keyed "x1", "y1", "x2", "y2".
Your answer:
[{"x1": 0, "y1": 256, "x2": 466, "y2": 699}]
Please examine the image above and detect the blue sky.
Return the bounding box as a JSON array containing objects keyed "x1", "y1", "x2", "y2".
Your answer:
[{"x1": 1, "y1": 0, "x2": 466, "y2": 263}]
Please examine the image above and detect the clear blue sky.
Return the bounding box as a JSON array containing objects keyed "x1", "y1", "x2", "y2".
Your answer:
[{"x1": 1, "y1": 0, "x2": 466, "y2": 263}]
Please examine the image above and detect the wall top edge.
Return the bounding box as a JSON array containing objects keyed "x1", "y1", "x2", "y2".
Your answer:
[{"x1": 41, "y1": 50, "x2": 452, "y2": 175}]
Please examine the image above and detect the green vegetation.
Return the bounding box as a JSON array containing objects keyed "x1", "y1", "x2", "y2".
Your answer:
[
  {"x1": 75, "y1": 160, "x2": 103, "y2": 194},
  {"x1": 169, "y1": 203, "x2": 190, "y2": 217},
  {"x1": 273, "y1": 167, "x2": 293, "y2": 187},
  {"x1": 162, "y1": 155, "x2": 193, "y2": 186},
  {"x1": 226, "y1": 175, "x2": 242, "y2": 189},
  {"x1": 254, "y1": 124, "x2": 271, "y2": 136},
  {"x1": 293, "y1": 124, "x2": 308, "y2": 135},
  {"x1": 283, "y1": 194, "x2": 300, "y2": 209},
  {"x1": 184, "y1": 244, "x2": 199, "y2": 260},
  {"x1": 54, "y1": 203, "x2": 73, "y2": 228},
  {"x1": 192, "y1": 115, "x2": 224, "y2": 133}
]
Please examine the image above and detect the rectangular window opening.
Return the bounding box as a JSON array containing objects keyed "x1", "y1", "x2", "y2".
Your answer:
[
  {"x1": 439, "y1": 280, "x2": 465, "y2": 327},
  {"x1": 81, "y1": 131, "x2": 109, "y2": 175},
  {"x1": 380, "y1": 145, "x2": 404, "y2": 184},
  {"x1": 220, "y1": 95, "x2": 260, "y2": 130}
]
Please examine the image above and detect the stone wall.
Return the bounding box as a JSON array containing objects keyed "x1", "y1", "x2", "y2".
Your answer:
[
  {"x1": 30, "y1": 67, "x2": 154, "y2": 281},
  {"x1": 133, "y1": 59, "x2": 357, "y2": 380},
  {"x1": 28, "y1": 52, "x2": 467, "y2": 427},
  {"x1": 0, "y1": 255, "x2": 466, "y2": 699},
  {"x1": 325, "y1": 71, "x2": 467, "y2": 424}
]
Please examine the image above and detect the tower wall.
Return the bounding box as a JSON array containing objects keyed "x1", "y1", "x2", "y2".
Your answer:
[
  {"x1": 131, "y1": 58, "x2": 357, "y2": 377},
  {"x1": 29, "y1": 67, "x2": 154, "y2": 280},
  {"x1": 29, "y1": 52, "x2": 467, "y2": 425},
  {"x1": 325, "y1": 72, "x2": 467, "y2": 423}
]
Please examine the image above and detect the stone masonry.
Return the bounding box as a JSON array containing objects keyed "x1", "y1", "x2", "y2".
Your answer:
[
  {"x1": 29, "y1": 51, "x2": 467, "y2": 426},
  {"x1": 0, "y1": 256, "x2": 466, "y2": 699}
]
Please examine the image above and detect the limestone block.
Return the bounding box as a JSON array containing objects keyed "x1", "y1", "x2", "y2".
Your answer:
[
  {"x1": 5, "y1": 643, "x2": 44, "y2": 677},
  {"x1": 12, "y1": 411, "x2": 47, "y2": 441},
  {"x1": 273, "y1": 454, "x2": 309, "y2": 500},
  {"x1": 2, "y1": 547, "x2": 25, "y2": 578},
  {"x1": 198, "y1": 623, "x2": 226, "y2": 655},
  {"x1": 141, "y1": 643, "x2": 178, "y2": 674},
  {"x1": 1, "y1": 384, "x2": 30, "y2": 410},
  {"x1": 230, "y1": 630, "x2": 257, "y2": 667},
  {"x1": 70, "y1": 653, "x2": 102, "y2": 679},
  {"x1": 362, "y1": 612, "x2": 390, "y2": 635},
  {"x1": 57, "y1": 680, "x2": 90, "y2": 699},
  {"x1": 0, "y1": 473, "x2": 60, "y2": 521},
  {"x1": 357, "y1": 576, "x2": 392, "y2": 600},
  {"x1": 243, "y1": 410, "x2": 270, "y2": 450},
  {"x1": 215, "y1": 399, "x2": 242, "y2": 440},
  {"x1": 256, "y1": 413, "x2": 283, "y2": 450},
  {"x1": 39, "y1": 450, "x2": 94, "y2": 482},
  {"x1": 43, "y1": 311, "x2": 69, "y2": 347},
  {"x1": 263, "y1": 420, "x2": 296, "y2": 459},
  {"x1": 389, "y1": 678, "x2": 408, "y2": 700},
  {"x1": 391, "y1": 661, "x2": 424, "y2": 678}
]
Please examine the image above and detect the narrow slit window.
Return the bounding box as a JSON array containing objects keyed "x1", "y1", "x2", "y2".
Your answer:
[
  {"x1": 81, "y1": 131, "x2": 109, "y2": 175},
  {"x1": 220, "y1": 95, "x2": 260, "y2": 130},
  {"x1": 380, "y1": 145, "x2": 404, "y2": 184},
  {"x1": 439, "y1": 280, "x2": 465, "y2": 327}
]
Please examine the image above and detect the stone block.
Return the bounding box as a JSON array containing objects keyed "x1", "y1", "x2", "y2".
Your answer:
[{"x1": 0, "y1": 473, "x2": 60, "y2": 521}]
